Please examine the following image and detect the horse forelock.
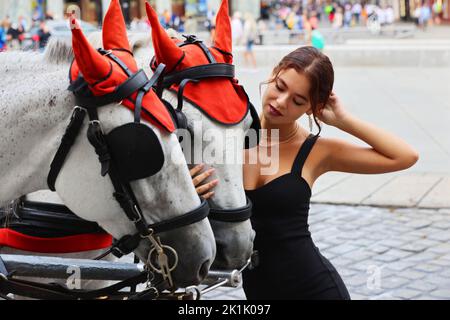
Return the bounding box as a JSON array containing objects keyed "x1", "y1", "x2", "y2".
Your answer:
[{"x1": 43, "y1": 37, "x2": 74, "y2": 64}]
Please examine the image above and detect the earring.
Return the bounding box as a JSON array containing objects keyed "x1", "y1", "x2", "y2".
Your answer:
[{"x1": 308, "y1": 114, "x2": 313, "y2": 132}]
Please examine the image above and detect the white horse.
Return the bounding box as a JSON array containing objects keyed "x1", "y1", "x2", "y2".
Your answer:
[
  {"x1": 0, "y1": 36, "x2": 216, "y2": 291},
  {"x1": 142, "y1": 0, "x2": 256, "y2": 270}
]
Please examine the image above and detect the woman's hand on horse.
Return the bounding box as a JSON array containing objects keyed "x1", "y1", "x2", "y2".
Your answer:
[{"x1": 190, "y1": 164, "x2": 218, "y2": 200}]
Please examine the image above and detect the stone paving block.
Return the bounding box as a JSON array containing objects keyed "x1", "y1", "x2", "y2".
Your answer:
[
  {"x1": 370, "y1": 293, "x2": 400, "y2": 300},
  {"x1": 427, "y1": 231, "x2": 450, "y2": 242},
  {"x1": 404, "y1": 251, "x2": 439, "y2": 262},
  {"x1": 339, "y1": 268, "x2": 359, "y2": 278},
  {"x1": 415, "y1": 295, "x2": 440, "y2": 300},
  {"x1": 353, "y1": 286, "x2": 385, "y2": 297},
  {"x1": 345, "y1": 274, "x2": 371, "y2": 287},
  {"x1": 427, "y1": 242, "x2": 450, "y2": 254},
  {"x1": 328, "y1": 243, "x2": 360, "y2": 255},
  {"x1": 362, "y1": 174, "x2": 442, "y2": 207},
  {"x1": 405, "y1": 220, "x2": 433, "y2": 229},
  {"x1": 381, "y1": 277, "x2": 410, "y2": 290},
  {"x1": 385, "y1": 249, "x2": 414, "y2": 259},
  {"x1": 430, "y1": 220, "x2": 450, "y2": 230},
  {"x1": 367, "y1": 245, "x2": 392, "y2": 256},
  {"x1": 430, "y1": 289, "x2": 450, "y2": 299},
  {"x1": 336, "y1": 231, "x2": 367, "y2": 241},
  {"x1": 418, "y1": 177, "x2": 450, "y2": 208},
  {"x1": 353, "y1": 239, "x2": 377, "y2": 247},
  {"x1": 430, "y1": 259, "x2": 450, "y2": 268},
  {"x1": 399, "y1": 242, "x2": 430, "y2": 253},
  {"x1": 373, "y1": 254, "x2": 401, "y2": 263},
  {"x1": 392, "y1": 288, "x2": 422, "y2": 300},
  {"x1": 406, "y1": 281, "x2": 438, "y2": 292},
  {"x1": 384, "y1": 261, "x2": 417, "y2": 272},
  {"x1": 398, "y1": 270, "x2": 427, "y2": 280},
  {"x1": 413, "y1": 263, "x2": 443, "y2": 273},
  {"x1": 422, "y1": 276, "x2": 450, "y2": 287},
  {"x1": 331, "y1": 257, "x2": 355, "y2": 267},
  {"x1": 342, "y1": 249, "x2": 375, "y2": 262},
  {"x1": 377, "y1": 238, "x2": 407, "y2": 248},
  {"x1": 440, "y1": 269, "x2": 450, "y2": 279},
  {"x1": 349, "y1": 293, "x2": 368, "y2": 300}
]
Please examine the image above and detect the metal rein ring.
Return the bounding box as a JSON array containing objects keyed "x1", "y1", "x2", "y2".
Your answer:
[{"x1": 146, "y1": 245, "x2": 179, "y2": 274}]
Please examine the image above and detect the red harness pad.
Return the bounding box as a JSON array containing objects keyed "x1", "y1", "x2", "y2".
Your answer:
[
  {"x1": 0, "y1": 228, "x2": 112, "y2": 253},
  {"x1": 70, "y1": 49, "x2": 175, "y2": 133},
  {"x1": 169, "y1": 45, "x2": 249, "y2": 125}
]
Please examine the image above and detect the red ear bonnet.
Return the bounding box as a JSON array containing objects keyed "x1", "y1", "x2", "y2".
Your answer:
[
  {"x1": 145, "y1": 0, "x2": 248, "y2": 125},
  {"x1": 69, "y1": 1, "x2": 175, "y2": 132}
]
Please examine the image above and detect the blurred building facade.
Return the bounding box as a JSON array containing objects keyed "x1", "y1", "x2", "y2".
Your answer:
[{"x1": 0, "y1": 0, "x2": 448, "y2": 25}]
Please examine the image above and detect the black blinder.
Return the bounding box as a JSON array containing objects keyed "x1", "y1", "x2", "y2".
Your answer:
[
  {"x1": 244, "y1": 102, "x2": 261, "y2": 149},
  {"x1": 105, "y1": 123, "x2": 164, "y2": 182}
]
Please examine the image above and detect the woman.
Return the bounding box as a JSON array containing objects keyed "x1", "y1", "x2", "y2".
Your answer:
[{"x1": 190, "y1": 47, "x2": 419, "y2": 299}]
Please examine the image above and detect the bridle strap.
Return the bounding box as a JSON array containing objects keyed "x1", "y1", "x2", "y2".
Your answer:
[
  {"x1": 98, "y1": 198, "x2": 210, "y2": 259},
  {"x1": 70, "y1": 69, "x2": 149, "y2": 108},
  {"x1": 208, "y1": 197, "x2": 253, "y2": 222},
  {"x1": 161, "y1": 63, "x2": 235, "y2": 89},
  {"x1": 47, "y1": 107, "x2": 86, "y2": 191}
]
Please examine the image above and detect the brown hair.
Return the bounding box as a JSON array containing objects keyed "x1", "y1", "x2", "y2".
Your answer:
[{"x1": 263, "y1": 46, "x2": 334, "y2": 135}]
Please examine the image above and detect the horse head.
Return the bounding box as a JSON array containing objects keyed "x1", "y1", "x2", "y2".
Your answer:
[
  {"x1": 145, "y1": 0, "x2": 259, "y2": 270},
  {"x1": 0, "y1": 0, "x2": 216, "y2": 289}
]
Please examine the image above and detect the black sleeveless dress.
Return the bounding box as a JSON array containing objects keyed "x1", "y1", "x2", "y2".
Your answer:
[{"x1": 243, "y1": 134, "x2": 350, "y2": 300}]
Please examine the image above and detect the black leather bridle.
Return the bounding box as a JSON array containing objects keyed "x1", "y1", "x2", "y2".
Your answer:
[
  {"x1": 152, "y1": 35, "x2": 260, "y2": 223},
  {"x1": 47, "y1": 49, "x2": 210, "y2": 269}
]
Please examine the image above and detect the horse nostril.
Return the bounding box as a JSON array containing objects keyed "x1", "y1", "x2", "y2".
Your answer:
[{"x1": 199, "y1": 260, "x2": 210, "y2": 279}]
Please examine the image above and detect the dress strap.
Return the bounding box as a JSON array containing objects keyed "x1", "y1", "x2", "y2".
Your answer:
[{"x1": 291, "y1": 134, "x2": 320, "y2": 175}]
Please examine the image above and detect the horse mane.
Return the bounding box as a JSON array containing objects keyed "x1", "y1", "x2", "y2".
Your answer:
[{"x1": 44, "y1": 37, "x2": 74, "y2": 64}]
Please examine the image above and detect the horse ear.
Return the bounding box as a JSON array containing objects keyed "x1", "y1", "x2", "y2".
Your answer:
[
  {"x1": 71, "y1": 16, "x2": 111, "y2": 84},
  {"x1": 213, "y1": 0, "x2": 232, "y2": 63},
  {"x1": 103, "y1": 0, "x2": 131, "y2": 51},
  {"x1": 145, "y1": 2, "x2": 183, "y2": 70}
]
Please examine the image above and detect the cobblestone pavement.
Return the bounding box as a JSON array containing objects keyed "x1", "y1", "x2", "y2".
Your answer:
[{"x1": 202, "y1": 204, "x2": 450, "y2": 300}]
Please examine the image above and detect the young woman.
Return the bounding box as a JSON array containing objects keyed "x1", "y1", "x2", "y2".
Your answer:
[{"x1": 190, "y1": 46, "x2": 419, "y2": 300}]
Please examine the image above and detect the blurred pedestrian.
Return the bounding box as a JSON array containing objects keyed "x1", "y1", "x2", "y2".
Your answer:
[
  {"x1": 0, "y1": 20, "x2": 7, "y2": 52},
  {"x1": 37, "y1": 20, "x2": 51, "y2": 51},
  {"x1": 7, "y1": 22, "x2": 23, "y2": 50},
  {"x1": 242, "y1": 12, "x2": 258, "y2": 69},
  {"x1": 231, "y1": 11, "x2": 243, "y2": 46},
  {"x1": 419, "y1": 1, "x2": 432, "y2": 30}
]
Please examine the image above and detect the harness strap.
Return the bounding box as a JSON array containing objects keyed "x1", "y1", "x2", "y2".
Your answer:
[
  {"x1": 101, "y1": 198, "x2": 210, "y2": 259},
  {"x1": 0, "y1": 267, "x2": 165, "y2": 300},
  {"x1": 177, "y1": 37, "x2": 217, "y2": 64},
  {"x1": 162, "y1": 63, "x2": 235, "y2": 88},
  {"x1": 48, "y1": 107, "x2": 87, "y2": 191},
  {"x1": 209, "y1": 197, "x2": 253, "y2": 222},
  {"x1": 71, "y1": 69, "x2": 149, "y2": 108},
  {"x1": 177, "y1": 79, "x2": 199, "y2": 112},
  {"x1": 0, "y1": 200, "x2": 107, "y2": 237},
  {"x1": 0, "y1": 255, "x2": 8, "y2": 277}
]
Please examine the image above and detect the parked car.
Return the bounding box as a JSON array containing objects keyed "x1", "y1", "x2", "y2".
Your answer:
[
  {"x1": 21, "y1": 19, "x2": 98, "y2": 51},
  {"x1": 45, "y1": 19, "x2": 99, "y2": 38}
]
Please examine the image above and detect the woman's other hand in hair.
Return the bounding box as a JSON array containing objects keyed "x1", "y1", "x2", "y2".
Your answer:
[{"x1": 318, "y1": 92, "x2": 350, "y2": 128}]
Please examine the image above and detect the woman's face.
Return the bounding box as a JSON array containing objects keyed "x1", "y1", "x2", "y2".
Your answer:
[{"x1": 262, "y1": 68, "x2": 312, "y2": 125}]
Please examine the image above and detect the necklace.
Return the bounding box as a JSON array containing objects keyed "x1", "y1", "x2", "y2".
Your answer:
[{"x1": 260, "y1": 123, "x2": 300, "y2": 147}]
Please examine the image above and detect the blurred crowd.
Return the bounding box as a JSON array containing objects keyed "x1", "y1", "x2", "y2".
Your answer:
[
  {"x1": 0, "y1": 12, "x2": 53, "y2": 52},
  {"x1": 260, "y1": 0, "x2": 444, "y2": 32}
]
